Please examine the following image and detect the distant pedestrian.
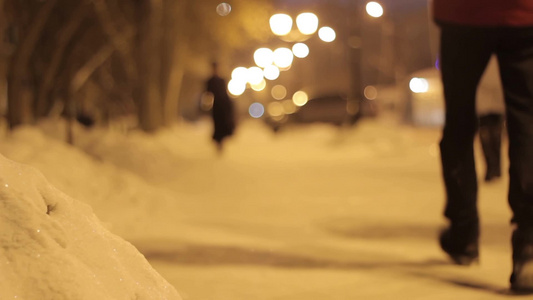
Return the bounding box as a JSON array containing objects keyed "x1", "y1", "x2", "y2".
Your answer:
[
  {"x1": 476, "y1": 56, "x2": 505, "y2": 182},
  {"x1": 433, "y1": 0, "x2": 533, "y2": 293},
  {"x1": 205, "y1": 62, "x2": 236, "y2": 152}
]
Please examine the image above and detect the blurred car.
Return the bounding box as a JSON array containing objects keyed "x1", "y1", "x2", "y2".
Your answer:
[{"x1": 264, "y1": 94, "x2": 359, "y2": 131}]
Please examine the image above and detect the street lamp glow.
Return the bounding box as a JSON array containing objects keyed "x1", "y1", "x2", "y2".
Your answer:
[
  {"x1": 318, "y1": 27, "x2": 336, "y2": 42},
  {"x1": 292, "y1": 90, "x2": 309, "y2": 106},
  {"x1": 364, "y1": 85, "x2": 378, "y2": 100},
  {"x1": 249, "y1": 102, "x2": 265, "y2": 118},
  {"x1": 247, "y1": 67, "x2": 264, "y2": 85},
  {"x1": 292, "y1": 43, "x2": 309, "y2": 58},
  {"x1": 268, "y1": 101, "x2": 284, "y2": 117},
  {"x1": 263, "y1": 65, "x2": 280, "y2": 80},
  {"x1": 282, "y1": 99, "x2": 297, "y2": 114},
  {"x1": 254, "y1": 48, "x2": 274, "y2": 68},
  {"x1": 269, "y1": 14, "x2": 293, "y2": 36},
  {"x1": 366, "y1": 2, "x2": 384, "y2": 18},
  {"x1": 409, "y1": 77, "x2": 429, "y2": 93},
  {"x1": 296, "y1": 12, "x2": 319, "y2": 35},
  {"x1": 228, "y1": 79, "x2": 246, "y2": 96},
  {"x1": 216, "y1": 3, "x2": 232, "y2": 16},
  {"x1": 231, "y1": 67, "x2": 248, "y2": 82},
  {"x1": 271, "y1": 85, "x2": 287, "y2": 100},
  {"x1": 273, "y1": 47, "x2": 294, "y2": 69},
  {"x1": 251, "y1": 79, "x2": 267, "y2": 91}
]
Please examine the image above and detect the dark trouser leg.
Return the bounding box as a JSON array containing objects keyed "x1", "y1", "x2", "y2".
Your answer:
[
  {"x1": 439, "y1": 25, "x2": 493, "y2": 234},
  {"x1": 479, "y1": 113, "x2": 503, "y2": 181},
  {"x1": 496, "y1": 27, "x2": 533, "y2": 290},
  {"x1": 497, "y1": 28, "x2": 533, "y2": 229}
]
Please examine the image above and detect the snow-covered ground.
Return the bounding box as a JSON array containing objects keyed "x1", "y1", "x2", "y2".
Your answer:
[{"x1": 0, "y1": 116, "x2": 521, "y2": 299}]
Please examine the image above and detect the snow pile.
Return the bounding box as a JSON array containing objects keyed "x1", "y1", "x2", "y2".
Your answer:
[
  {"x1": 0, "y1": 154, "x2": 181, "y2": 300},
  {"x1": 0, "y1": 126, "x2": 185, "y2": 239}
]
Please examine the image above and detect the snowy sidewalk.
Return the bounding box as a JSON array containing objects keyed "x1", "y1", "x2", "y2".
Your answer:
[{"x1": 130, "y1": 120, "x2": 518, "y2": 299}]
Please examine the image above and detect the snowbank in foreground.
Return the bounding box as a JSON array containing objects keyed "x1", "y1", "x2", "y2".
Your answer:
[{"x1": 0, "y1": 154, "x2": 181, "y2": 300}]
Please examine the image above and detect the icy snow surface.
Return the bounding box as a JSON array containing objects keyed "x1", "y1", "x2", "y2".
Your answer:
[{"x1": 0, "y1": 132, "x2": 180, "y2": 299}]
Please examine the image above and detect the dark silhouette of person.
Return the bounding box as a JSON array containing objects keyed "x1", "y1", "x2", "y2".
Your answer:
[
  {"x1": 205, "y1": 62, "x2": 236, "y2": 152},
  {"x1": 476, "y1": 56, "x2": 505, "y2": 182},
  {"x1": 433, "y1": 0, "x2": 533, "y2": 292}
]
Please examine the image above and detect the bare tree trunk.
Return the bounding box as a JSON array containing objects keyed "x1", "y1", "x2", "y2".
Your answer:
[
  {"x1": 66, "y1": 43, "x2": 114, "y2": 144},
  {"x1": 92, "y1": 0, "x2": 137, "y2": 82},
  {"x1": 160, "y1": 1, "x2": 186, "y2": 126},
  {"x1": 36, "y1": 3, "x2": 87, "y2": 118},
  {"x1": 162, "y1": 44, "x2": 186, "y2": 125},
  {"x1": 0, "y1": 0, "x2": 6, "y2": 119},
  {"x1": 137, "y1": 0, "x2": 164, "y2": 132},
  {"x1": 7, "y1": 0, "x2": 57, "y2": 129}
]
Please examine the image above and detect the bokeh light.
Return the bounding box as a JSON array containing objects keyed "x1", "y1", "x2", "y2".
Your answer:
[
  {"x1": 409, "y1": 77, "x2": 429, "y2": 93},
  {"x1": 296, "y1": 12, "x2": 319, "y2": 35},
  {"x1": 282, "y1": 99, "x2": 297, "y2": 114},
  {"x1": 292, "y1": 43, "x2": 309, "y2": 58},
  {"x1": 273, "y1": 47, "x2": 294, "y2": 69},
  {"x1": 366, "y1": 2, "x2": 384, "y2": 18},
  {"x1": 249, "y1": 102, "x2": 265, "y2": 118},
  {"x1": 228, "y1": 79, "x2": 246, "y2": 96},
  {"x1": 271, "y1": 85, "x2": 287, "y2": 100},
  {"x1": 268, "y1": 101, "x2": 284, "y2": 117},
  {"x1": 364, "y1": 85, "x2": 378, "y2": 100},
  {"x1": 292, "y1": 90, "x2": 308, "y2": 106},
  {"x1": 231, "y1": 67, "x2": 248, "y2": 82},
  {"x1": 263, "y1": 65, "x2": 280, "y2": 80},
  {"x1": 216, "y1": 3, "x2": 232, "y2": 16},
  {"x1": 247, "y1": 67, "x2": 264, "y2": 85},
  {"x1": 251, "y1": 79, "x2": 267, "y2": 91},
  {"x1": 254, "y1": 48, "x2": 274, "y2": 68},
  {"x1": 318, "y1": 27, "x2": 336, "y2": 42},
  {"x1": 269, "y1": 14, "x2": 293, "y2": 36}
]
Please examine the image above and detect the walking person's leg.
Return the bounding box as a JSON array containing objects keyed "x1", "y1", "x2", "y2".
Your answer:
[
  {"x1": 438, "y1": 24, "x2": 494, "y2": 264},
  {"x1": 496, "y1": 26, "x2": 533, "y2": 291},
  {"x1": 479, "y1": 113, "x2": 504, "y2": 182}
]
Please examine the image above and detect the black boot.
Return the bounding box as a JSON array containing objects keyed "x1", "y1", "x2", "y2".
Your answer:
[
  {"x1": 510, "y1": 228, "x2": 533, "y2": 293},
  {"x1": 439, "y1": 221, "x2": 479, "y2": 265}
]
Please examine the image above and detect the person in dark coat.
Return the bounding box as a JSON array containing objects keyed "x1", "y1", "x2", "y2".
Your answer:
[
  {"x1": 205, "y1": 62, "x2": 236, "y2": 151},
  {"x1": 433, "y1": 0, "x2": 533, "y2": 292}
]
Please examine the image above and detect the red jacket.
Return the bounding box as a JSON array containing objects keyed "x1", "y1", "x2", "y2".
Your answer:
[{"x1": 433, "y1": 0, "x2": 533, "y2": 27}]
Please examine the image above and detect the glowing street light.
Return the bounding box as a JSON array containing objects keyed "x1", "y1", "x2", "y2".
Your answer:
[
  {"x1": 268, "y1": 101, "x2": 284, "y2": 117},
  {"x1": 254, "y1": 48, "x2": 274, "y2": 68},
  {"x1": 296, "y1": 12, "x2": 319, "y2": 35},
  {"x1": 269, "y1": 14, "x2": 293, "y2": 36},
  {"x1": 251, "y1": 79, "x2": 267, "y2": 91},
  {"x1": 228, "y1": 79, "x2": 246, "y2": 96},
  {"x1": 231, "y1": 67, "x2": 248, "y2": 82},
  {"x1": 247, "y1": 67, "x2": 264, "y2": 85},
  {"x1": 282, "y1": 100, "x2": 297, "y2": 114},
  {"x1": 409, "y1": 77, "x2": 429, "y2": 93},
  {"x1": 292, "y1": 90, "x2": 308, "y2": 106},
  {"x1": 292, "y1": 43, "x2": 309, "y2": 58},
  {"x1": 216, "y1": 3, "x2": 232, "y2": 16},
  {"x1": 249, "y1": 102, "x2": 265, "y2": 118},
  {"x1": 273, "y1": 47, "x2": 294, "y2": 69},
  {"x1": 318, "y1": 27, "x2": 336, "y2": 42},
  {"x1": 366, "y1": 2, "x2": 384, "y2": 18},
  {"x1": 271, "y1": 85, "x2": 287, "y2": 100},
  {"x1": 263, "y1": 65, "x2": 280, "y2": 80}
]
